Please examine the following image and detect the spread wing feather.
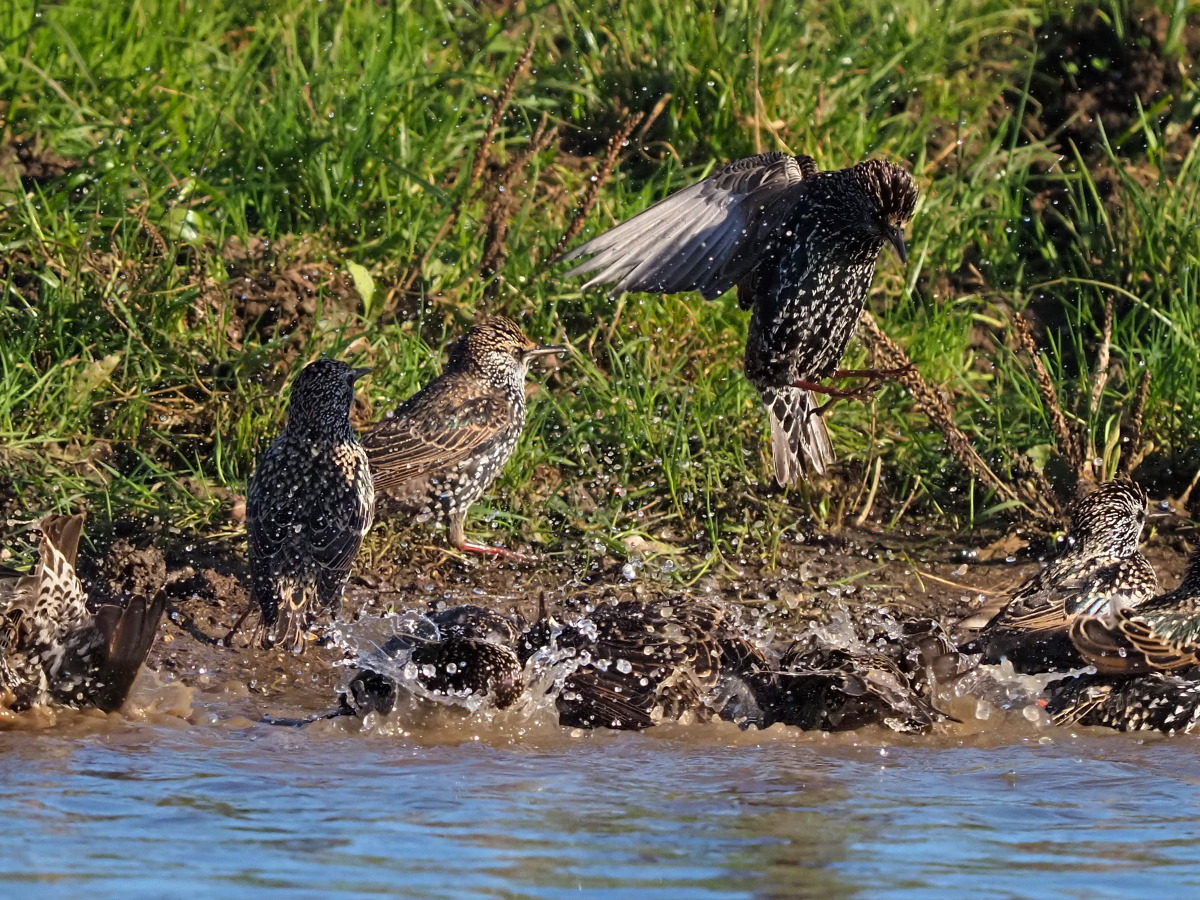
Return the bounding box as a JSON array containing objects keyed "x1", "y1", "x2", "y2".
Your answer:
[{"x1": 562, "y1": 153, "x2": 814, "y2": 300}]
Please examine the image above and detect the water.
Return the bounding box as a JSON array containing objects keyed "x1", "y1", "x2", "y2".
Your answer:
[{"x1": 2, "y1": 715, "x2": 1199, "y2": 899}]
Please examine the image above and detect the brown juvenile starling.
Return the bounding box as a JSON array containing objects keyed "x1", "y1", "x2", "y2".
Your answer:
[
  {"x1": 965, "y1": 479, "x2": 1156, "y2": 674},
  {"x1": 246, "y1": 357, "x2": 374, "y2": 652},
  {"x1": 362, "y1": 316, "x2": 563, "y2": 562},
  {"x1": 1069, "y1": 549, "x2": 1200, "y2": 674},
  {"x1": 562, "y1": 154, "x2": 918, "y2": 484},
  {"x1": 0, "y1": 512, "x2": 166, "y2": 712}
]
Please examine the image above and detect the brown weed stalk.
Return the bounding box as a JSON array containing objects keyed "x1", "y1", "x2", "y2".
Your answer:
[
  {"x1": 859, "y1": 311, "x2": 1061, "y2": 524},
  {"x1": 555, "y1": 110, "x2": 646, "y2": 254}
]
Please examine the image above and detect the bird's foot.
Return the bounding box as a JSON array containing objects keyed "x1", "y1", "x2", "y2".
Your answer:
[
  {"x1": 832, "y1": 364, "x2": 915, "y2": 382},
  {"x1": 792, "y1": 379, "x2": 878, "y2": 402},
  {"x1": 456, "y1": 540, "x2": 537, "y2": 565}
]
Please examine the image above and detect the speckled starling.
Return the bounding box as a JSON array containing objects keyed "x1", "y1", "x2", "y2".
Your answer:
[
  {"x1": 748, "y1": 640, "x2": 950, "y2": 734},
  {"x1": 1042, "y1": 671, "x2": 1200, "y2": 734},
  {"x1": 553, "y1": 598, "x2": 737, "y2": 730},
  {"x1": 562, "y1": 154, "x2": 918, "y2": 484},
  {"x1": 246, "y1": 357, "x2": 374, "y2": 652},
  {"x1": 362, "y1": 316, "x2": 564, "y2": 562},
  {"x1": 0, "y1": 512, "x2": 166, "y2": 712},
  {"x1": 1069, "y1": 549, "x2": 1200, "y2": 674},
  {"x1": 346, "y1": 605, "x2": 528, "y2": 715},
  {"x1": 966, "y1": 479, "x2": 1156, "y2": 674}
]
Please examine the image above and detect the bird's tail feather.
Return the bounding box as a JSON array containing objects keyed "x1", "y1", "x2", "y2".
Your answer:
[
  {"x1": 88, "y1": 590, "x2": 167, "y2": 712},
  {"x1": 760, "y1": 387, "x2": 834, "y2": 485}
]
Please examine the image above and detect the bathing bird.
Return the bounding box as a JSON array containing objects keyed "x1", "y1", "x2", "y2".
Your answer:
[
  {"x1": 245, "y1": 357, "x2": 374, "y2": 652},
  {"x1": 965, "y1": 479, "x2": 1156, "y2": 673},
  {"x1": 0, "y1": 512, "x2": 165, "y2": 712}
]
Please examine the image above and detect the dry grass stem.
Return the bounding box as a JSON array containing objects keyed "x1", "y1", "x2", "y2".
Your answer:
[
  {"x1": 555, "y1": 110, "x2": 646, "y2": 253},
  {"x1": 468, "y1": 33, "x2": 536, "y2": 189},
  {"x1": 1013, "y1": 312, "x2": 1084, "y2": 473},
  {"x1": 1118, "y1": 367, "x2": 1151, "y2": 477},
  {"x1": 860, "y1": 311, "x2": 1059, "y2": 525}
]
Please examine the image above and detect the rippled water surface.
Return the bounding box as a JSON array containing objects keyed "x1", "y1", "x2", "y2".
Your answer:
[{"x1": 3, "y1": 716, "x2": 1200, "y2": 900}]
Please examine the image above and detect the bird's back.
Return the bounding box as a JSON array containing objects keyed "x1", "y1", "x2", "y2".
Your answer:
[{"x1": 363, "y1": 370, "x2": 523, "y2": 517}]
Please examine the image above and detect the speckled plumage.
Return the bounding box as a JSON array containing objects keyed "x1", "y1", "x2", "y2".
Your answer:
[
  {"x1": 1069, "y1": 550, "x2": 1200, "y2": 675},
  {"x1": 0, "y1": 513, "x2": 165, "y2": 712},
  {"x1": 1043, "y1": 671, "x2": 1200, "y2": 734},
  {"x1": 246, "y1": 357, "x2": 374, "y2": 651},
  {"x1": 362, "y1": 316, "x2": 563, "y2": 559},
  {"x1": 345, "y1": 605, "x2": 528, "y2": 715},
  {"x1": 562, "y1": 154, "x2": 917, "y2": 484},
  {"x1": 969, "y1": 480, "x2": 1156, "y2": 673}
]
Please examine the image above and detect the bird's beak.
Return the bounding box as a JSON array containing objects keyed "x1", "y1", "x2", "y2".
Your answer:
[
  {"x1": 350, "y1": 366, "x2": 372, "y2": 382},
  {"x1": 888, "y1": 226, "x2": 908, "y2": 264},
  {"x1": 526, "y1": 345, "x2": 567, "y2": 360}
]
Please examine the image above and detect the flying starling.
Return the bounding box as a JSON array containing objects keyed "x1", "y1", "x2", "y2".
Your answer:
[
  {"x1": 1042, "y1": 671, "x2": 1200, "y2": 734},
  {"x1": 965, "y1": 479, "x2": 1157, "y2": 674},
  {"x1": 0, "y1": 512, "x2": 166, "y2": 712},
  {"x1": 245, "y1": 357, "x2": 374, "y2": 652},
  {"x1": 361, "y1": 316, "x2": 564, "y2": 562},
  {"x1": 1069, "y1": 549, "x2": 1200, "y2": 675},
  {"x1": 561, "y1": 154, "x2": 918, "y2": 484}
]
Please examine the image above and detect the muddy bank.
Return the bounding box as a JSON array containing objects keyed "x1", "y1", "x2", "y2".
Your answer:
[{"x1": 75, "y1": 522, "x2": 1197, "y2": 725}]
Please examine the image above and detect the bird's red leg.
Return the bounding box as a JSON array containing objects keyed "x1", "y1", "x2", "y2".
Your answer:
[
  {"x1": 792, "y1": 379, "x2": 877, "y2": 399},
  {"x1": 450, "y1": 515, "x2": 536, "y2": 564}
]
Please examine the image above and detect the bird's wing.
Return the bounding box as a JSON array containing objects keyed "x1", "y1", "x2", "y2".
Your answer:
[
  {"x1": 308, "y1": 449, "x2": 374, "y2": 577},
  {"x1": 362, "y1": 379, "x2": 515, "y2": 493},
  {"x1": 562, "y1": 153, "x2": 815, "y2": 300},
  {"x1": 1073, "y1": 595, "x2": 1200, "y2": 675}
]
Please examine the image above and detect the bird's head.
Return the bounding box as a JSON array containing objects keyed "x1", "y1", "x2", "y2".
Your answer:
[
  {"x1": 448, "y1": 315, "x2": 565, "y2": 387},
  {"x1": 850, "y1": 159, "x2": 918, "y2": 263},
  {"x1": 286, "y1": 356, "x2": 369, "y2": 433},
  {"x1": 1068, "y1": 478, "x2": 1149, "y2": 556}
]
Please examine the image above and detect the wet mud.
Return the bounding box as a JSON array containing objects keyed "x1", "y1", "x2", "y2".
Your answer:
[{"x1": 62, "y1": 521, "x2": 1197, "y2": 732}]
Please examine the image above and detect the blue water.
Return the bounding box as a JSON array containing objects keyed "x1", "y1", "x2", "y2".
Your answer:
[{"x1": 1, "y1": 719, "x2": 1198, "y2": 899}]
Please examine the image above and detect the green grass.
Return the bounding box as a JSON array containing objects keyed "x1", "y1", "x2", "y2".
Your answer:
[{"x1": 1, "y1": 0, "x2": 1198, "y2": 561}]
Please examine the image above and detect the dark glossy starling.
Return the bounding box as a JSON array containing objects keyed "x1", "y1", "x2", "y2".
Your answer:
[
  {"x1": 0, "y1": 513, "x2": 166, "y2": 712},
  {"x1": 965, "y1": 479, "x2": 1156, "y2": 674},
  {"x1": 346, "y1": 605, "x2": 527, "y2": 715},
  {"x1": 562, "y1": 154, "x2": 918, "y2": 484},
  {"x1": 735, "y1": 626, "x2": 952, "y2": 734},
  {"x1": 362, "y1": 316, "x2": 564, "y2": 562},
  {"x1": 246, "y1": 357, "x2": 374, "y2": 652},
  {"x1": 553, "y1": 598, "x2": 740, "y2": 730},
  {"x1": 1069, "y1": 550, "x2": 1200, "y2": 675},
  {"x1": 1042, "y1": 671, "x2": 1200, "y2": 734}
]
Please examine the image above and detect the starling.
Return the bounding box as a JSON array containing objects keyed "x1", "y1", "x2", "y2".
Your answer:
[
  {"x1": 1068, "y1": 549, "x2": 1200, "y2": 675},
  {"x1": 553, "y1": 598, "x2": 737, "y2": 730},
  {"x1": 361, "y1": 316, "x2": 564, "y2": 562},
  {"x1": 1042, "y1": 671, "x2": 1200, "y2": 734},
  {"x1": 246, "y1": 357, "x2": 374, "y2": 652},
  {"x1": 346, "y1": 605, "x2": 528, "y2": 715},
  {"x1": 965, "y1": 479, "x2": 1156, "y2": 674},
  {"x1": 0, "y1": 512, "x2": 166, "y2": 712},
  {"x1": 562, "y1": 154, "x2": 918, "y2": 484},
  {"x1": 734, "y1": 621, "x2": 953, "y2": 734}
]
